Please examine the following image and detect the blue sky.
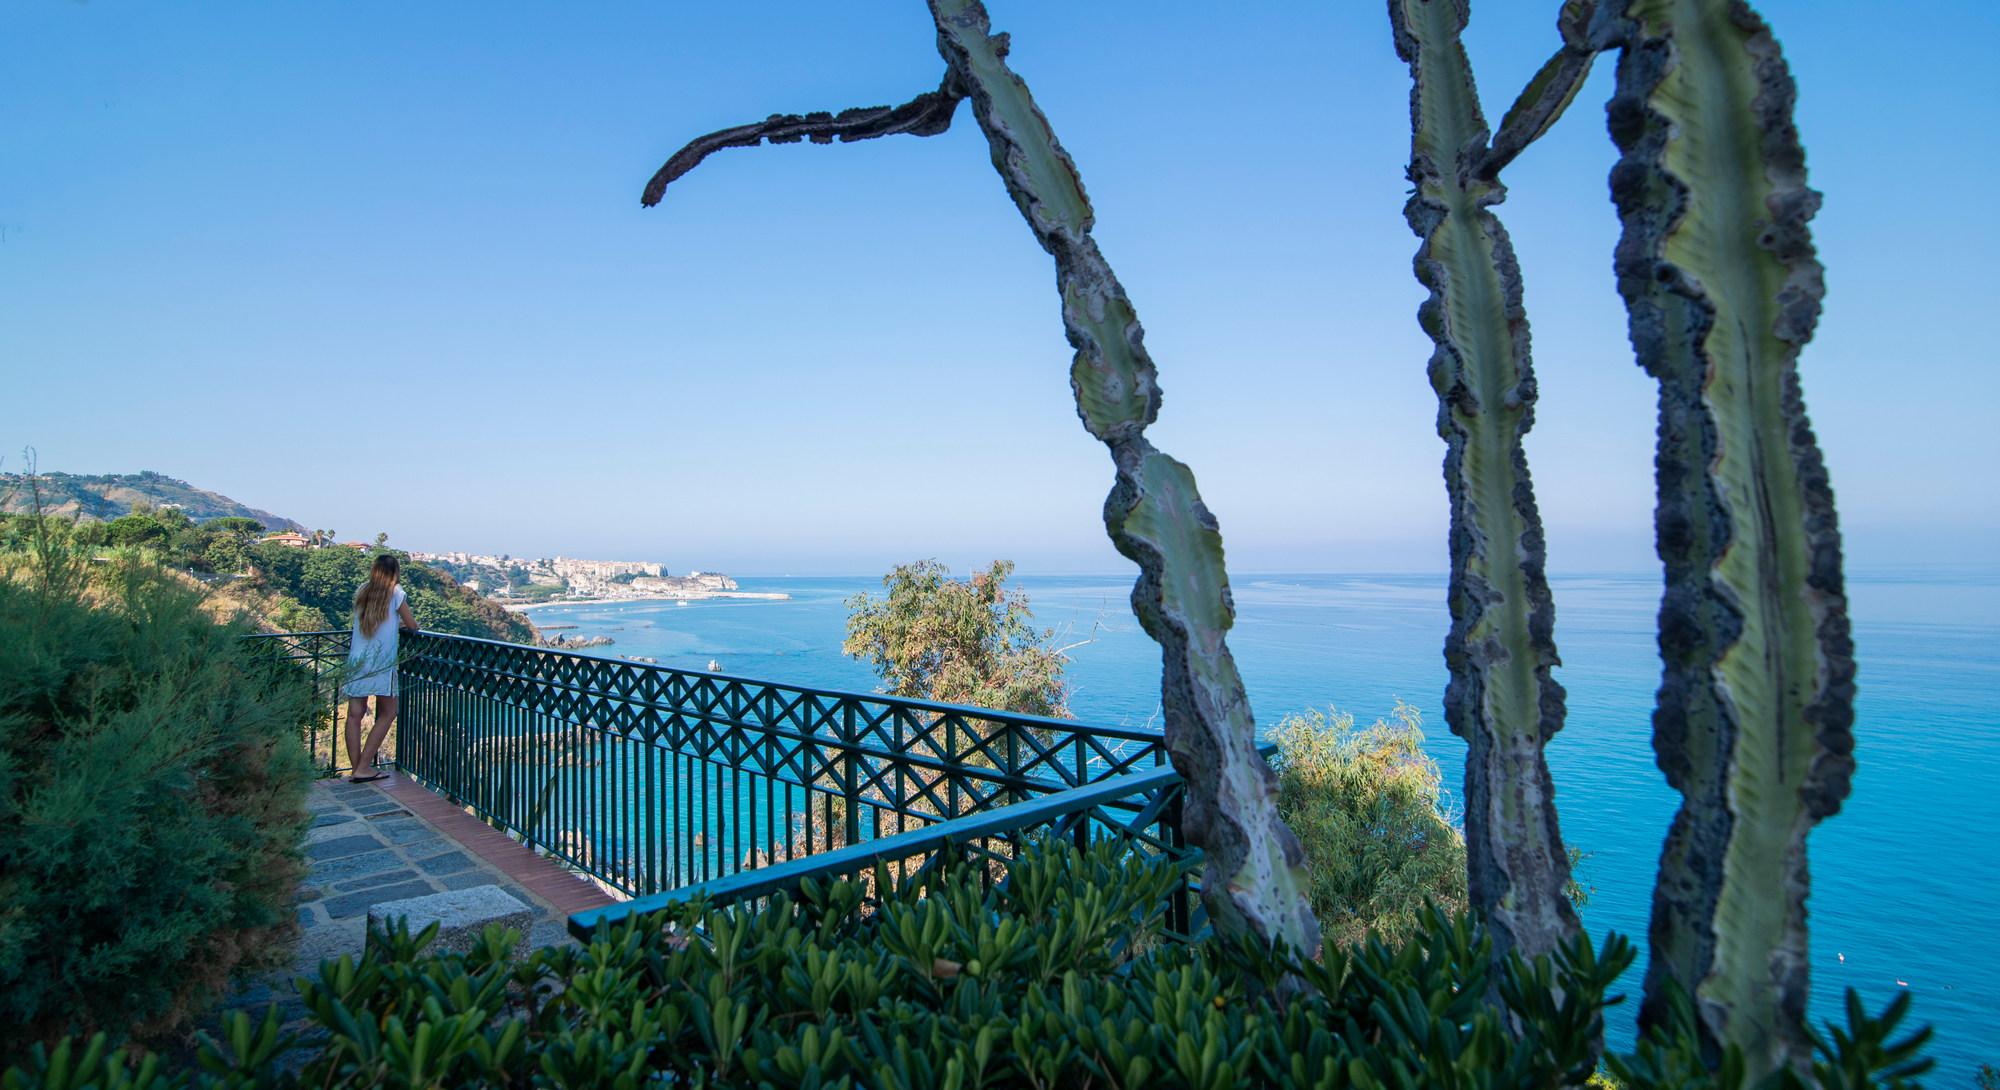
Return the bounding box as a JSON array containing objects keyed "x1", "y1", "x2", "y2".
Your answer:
[{"x1": 3, "y1": 2, "x2": 1993, "y2": 576}]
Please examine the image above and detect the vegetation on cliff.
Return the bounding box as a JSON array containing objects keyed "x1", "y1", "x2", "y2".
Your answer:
[
  {"x1": 244, "y1": 542, "x2": 534, "y2": 642},
  {"x1": 844, "y1": 559, "x2": 1074, "y2": 717},
  {"x1": 0, "y1": 536, "x2": 315, "y2": 1054},
  {"x1": 0, "y1": 471, "x2": 302, "y2": 531},
  {"x1": 0, "y1": 504, "x2": 533, "y2": 643}
]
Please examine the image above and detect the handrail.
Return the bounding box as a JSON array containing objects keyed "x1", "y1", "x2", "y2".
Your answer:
[
  {"x1": 246, "y1": 627, "x2": 1200, "y2": 932},
  {"x1": 404, "y1": 659, "x2": 1126, "y2": 796},
  {"x1": 247, "y1": 627, "x2": 1165, "y2": 752},
  {"x1": 396, "y1": 627, "x2": 1166, "y2": 743},
  {"x1": 386, "y1": 629, "x2": 1169, "y2": 896},
  {"x1": 566, "y1": 762, "x2": 1188, "y2": 939},
  {"x1": 240, "y1": 629, "x2": 356, "y2": 774}
]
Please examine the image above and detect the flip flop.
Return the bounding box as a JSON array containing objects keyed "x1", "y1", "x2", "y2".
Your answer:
[{"x1": 349, "y1": 772, "x2": 389, "y2": 784}]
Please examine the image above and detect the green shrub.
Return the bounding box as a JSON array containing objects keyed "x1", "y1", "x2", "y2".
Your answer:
[
  {"x1": 0, "y1": 550, "x2": 315, "y2": 1056},
  {"x1": 1273, "y1": 701, "x2": 1470, "y2": 949},
  {"x1": 1, "y1": 839, "x2": 1930, "y2": 1089}
]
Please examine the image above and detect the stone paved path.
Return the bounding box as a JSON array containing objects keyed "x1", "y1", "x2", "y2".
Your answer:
[{"x1": 212, "y1": 776, "x2": 589, "y2": 1029}]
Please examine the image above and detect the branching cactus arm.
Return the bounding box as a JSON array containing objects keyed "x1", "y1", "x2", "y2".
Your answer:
[
  {"x1": 1480, "y1": 0, "x2": 1611, "y2": 179},
  {"x1": 641, "y1": 72, "x2": 966, "y2": 206},
  {"x1": 1390, "y1": 0, "x2": 1581, "y2": 964},
  {"x1": 1605, "y1": 0, "x2": 1854, "y2": 1075},
  {"x1": 927, "y1": 0, "x2": 1318, "y2": 957},
  {"x1": 637, "y1": 2, "x2": 1318, "y2": 958}
]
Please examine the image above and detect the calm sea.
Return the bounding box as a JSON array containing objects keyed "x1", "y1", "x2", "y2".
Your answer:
[{"x1": 524, "y1": 571, "x2": 1998, "y2": 1077}]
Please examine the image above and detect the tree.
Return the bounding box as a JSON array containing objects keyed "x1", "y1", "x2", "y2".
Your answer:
[
  {"x1": 843, "y1": 560, "x2": 1069, "y2": 718},
  {"x1": 105, "y1": 513, "x2": 166, "y2": 548},
  {"x1": 373, "y1": 531, "x2": 388, "y2": 548}
]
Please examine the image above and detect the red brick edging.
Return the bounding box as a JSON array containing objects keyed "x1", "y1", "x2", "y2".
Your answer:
[{"x1": 382, "y1": 775, "x2": 619, "y2": 918}]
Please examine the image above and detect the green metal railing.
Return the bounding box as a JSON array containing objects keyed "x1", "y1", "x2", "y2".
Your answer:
[
  {"x1": 247, "y1": 629, "x2": 1193, "y2": 928},
  {"x1": 243, "y1": 629, "x2": 365, "y2": 775},
  {"x1": 568, "y1": 761, "x2": 1197, "y2": 940}
]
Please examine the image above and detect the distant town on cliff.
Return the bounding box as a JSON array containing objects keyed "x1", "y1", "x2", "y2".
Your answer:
[{"x1": 410, "y1": 552, "x2": 784, "y2": 606}]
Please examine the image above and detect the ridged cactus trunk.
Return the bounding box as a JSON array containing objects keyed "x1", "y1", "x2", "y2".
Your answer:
[
  {"x1": 1390, "y1": 0, "x2": 1582, "y2": 966},
  {"x1": 638, "y1": 0, "x2": 1318, "y2": 960},
  {"x1": 925, "y1": 0, "x2": 1318, "y2": 961},
  {"x1": 1605, "y1": 0, "x2": 1855, "y2": 1075}
]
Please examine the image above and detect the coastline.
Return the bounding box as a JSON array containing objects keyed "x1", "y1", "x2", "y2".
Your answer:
[{"x1": 503, "y1": 591, "x2": 790, "y2": 613}]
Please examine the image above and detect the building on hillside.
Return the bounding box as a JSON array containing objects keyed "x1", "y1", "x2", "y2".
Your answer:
[
  {"x1": 262, "y1": 532, "x2": 309, "y2": 548},
  {"x1": 340, "y1": 541, "x2": 370, "y2": 550}
]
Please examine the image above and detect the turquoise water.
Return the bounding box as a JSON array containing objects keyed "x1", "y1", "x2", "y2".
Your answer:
[{"x1": 525, "y1": 571, "x2": 1999, "y2": 1078}]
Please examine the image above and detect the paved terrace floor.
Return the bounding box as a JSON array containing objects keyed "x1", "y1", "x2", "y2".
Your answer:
[{"x1": 213, "y1": 774, "x2": 617, "y2": 1030}]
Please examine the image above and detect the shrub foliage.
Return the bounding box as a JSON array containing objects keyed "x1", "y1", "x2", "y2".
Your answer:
[
  {"x1": 1273, "y1": 701, "x2": 1469, "y2": 950},
  {"x1": 1, "y1": 840, "x2": 1931, "y2": 1089},
  {"x1": 0, "y1": 550, "x2": 315, "y2": 1054}
]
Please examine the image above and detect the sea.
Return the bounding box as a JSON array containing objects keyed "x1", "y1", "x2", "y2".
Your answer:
[{"x1": 521, "y1": 571, "x2": 1998, "y2": 1077}]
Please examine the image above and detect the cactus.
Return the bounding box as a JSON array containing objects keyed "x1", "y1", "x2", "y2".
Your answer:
[
  {"x1": 638, "y1": 0, "x2": 1318, "y2": 959},
  {"x1": 1389, "y1": 0, "x2": 1582, "y2": 967},
  {"x1": 1603, "y1": 0, "x2": 1855, "y2": 1075}
]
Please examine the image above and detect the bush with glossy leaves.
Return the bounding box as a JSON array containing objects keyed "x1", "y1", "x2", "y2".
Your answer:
[{"x1": 1, "y1": 840, "x2": 1931, "y2": 1089}]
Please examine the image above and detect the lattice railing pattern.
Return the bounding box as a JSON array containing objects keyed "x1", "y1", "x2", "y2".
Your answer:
[
  {"x1": 244, "y1": 629, "x2": 1183, "y2": 911},
  {"x1": 568, "y1": 762, "x2": 1199, "y2": 941},
  {"x1": 242, "y1": 629, "x2": 355, "y2": 775},
  {"x1": 286, "y1": 630, "x2": 1173, "y2": 898}
]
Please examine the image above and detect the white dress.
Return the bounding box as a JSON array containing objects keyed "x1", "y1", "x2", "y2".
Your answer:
[{"x1": 342, "y1": 586, "x2": 406, "y2": 698}]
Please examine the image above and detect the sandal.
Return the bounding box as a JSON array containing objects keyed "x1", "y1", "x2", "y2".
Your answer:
[{"x1": 349, "y1": 772, "x2": 389, "y2": 784}]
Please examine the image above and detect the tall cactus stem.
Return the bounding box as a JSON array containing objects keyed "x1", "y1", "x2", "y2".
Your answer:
[
  {"x1": 638, "y1": 0, "x2": 1320, "y2": 960},
  {"x1": 928, "y1": 0, "x2": 1318, "y2": 959},
  {"x1": 1605, "y1": 0, "x2": 1855, "y2": 1075},
  {"x1": 1390, "y1": 0, "x2": 1582, "y2": 966}
]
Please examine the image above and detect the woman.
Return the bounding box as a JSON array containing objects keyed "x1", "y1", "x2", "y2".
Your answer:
[{"x1": 341, "y1": 553, "x2": 419, "y2": 782}]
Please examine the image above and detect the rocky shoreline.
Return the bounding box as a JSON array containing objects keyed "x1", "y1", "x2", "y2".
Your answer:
[{"x1": 537, "y1": 633, "x2": 613, "y2": 649}]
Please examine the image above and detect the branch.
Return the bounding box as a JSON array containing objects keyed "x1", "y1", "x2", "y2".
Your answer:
[
  {"x1": 1475, "y1": 0, "x2": 1617, "y2": 180},
  {"x1": 642, "y1": 70, "x2": 965, "y2": 206}
]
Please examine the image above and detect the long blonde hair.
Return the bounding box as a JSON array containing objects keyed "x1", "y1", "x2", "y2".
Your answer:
[{"x1": 354, "y1": 554, "x2": 400, "y2": 637}]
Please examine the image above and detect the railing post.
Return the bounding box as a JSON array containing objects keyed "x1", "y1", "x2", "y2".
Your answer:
[
  {"x1": 392, "y1": 635, "x2": 406, "y2": 780},
  {"x1": 1005, "y1": 720, "x2": 1021, "y2": 808},
  {"x1": 841, "y1": 702, "x2": 861, "y2": 847},
  {"x1": 310, "y1": 634, "x2": 324, "y2": 774},
  {"x1": 1162, "y1": 782, "x2": 1190, "y2": 938}
]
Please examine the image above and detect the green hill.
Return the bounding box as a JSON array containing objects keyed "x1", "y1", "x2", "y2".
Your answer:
[
  {"x1": 0, "y1": 502, "x2": 534, "y2": 644},
  {"x1": 244, "y1": 542, "x2": 536, "y2": 643},
  {"x1": 0, "y1": 471, "x2": 302, "y2": 531}
]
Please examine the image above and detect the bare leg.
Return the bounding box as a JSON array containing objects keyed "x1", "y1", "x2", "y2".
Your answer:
[
  {"x1": 358, "y1": 695, "x2": 398, "y2": 774},
  {"x1": 344, "y1": 696, "x2": 370, "y2": 776}
]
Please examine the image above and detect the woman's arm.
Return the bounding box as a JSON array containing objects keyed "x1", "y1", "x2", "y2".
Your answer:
[{"x1": 398, "y1": 597, "x2": 420, "y2": 633}]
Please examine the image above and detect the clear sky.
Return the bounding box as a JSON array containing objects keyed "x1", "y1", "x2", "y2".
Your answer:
[{"x1": 3, "y1": 2, "x2": 1993, "y2": 576}]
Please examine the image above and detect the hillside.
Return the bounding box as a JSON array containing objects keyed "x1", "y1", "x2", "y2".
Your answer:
[
  {"x1": 244, "y1": 541, "x2": 536, "y2": 642},
  {"x1": 0, "y1": 504, "x2": 534, "y2": 644},
  {"x1": 0, "y1": 471, "x2": 302, "y2": 531}
]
